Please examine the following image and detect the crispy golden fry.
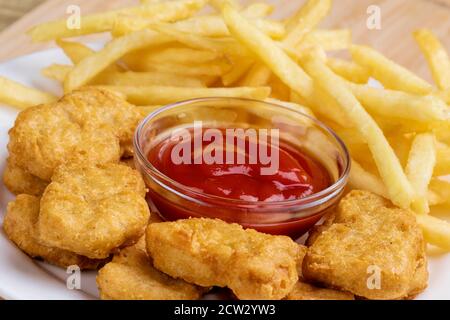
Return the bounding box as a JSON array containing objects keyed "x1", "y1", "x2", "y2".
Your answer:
[
  {"x1": 41, "y1": 64, "x2": 71, "y2": 82},
  {"x1": 154, "y1": 24, "x2": 250, "y2": 57},
  {"x1": 350, "y1": 45, "x2": 433, "y2": 95},
  {"x1": 98, "y1": 85, "x2": 271, "y2": 105},
  {"x1": 222, "y1": 4, "x2": 314, "y2": 101},
  {"x1": 3, "y1": 158, "x2": 48, "y2": 196},
  {"x1": 56, "y1": 39, "x2": 96, "y2": 64},
  {"x1": 265, "y1": 98, "x2": 315, "y2": 118},
  {"x1": 298, "y1": 29, "x2": 352, "y2": 52},
  {"x1": 8, "y1": 88, "x2": 139, "y2": 180},
  {"x1": 100, "y1": 71, "x2": 206, "y2": 87},
  {"x1": 146, "y1": 218, "x2": 301, "y2": 300},
  {"x1": 327, "y1": 57, "x2": 370, "y2": 84},
  {"x1": 3, "y1": 194, "x2": 104, "y2": 269},
  {"x1": 240, "y1": 63, "x2": 272, "y2": 86},
  {"x1": 142, "y1": 60, "x2": 231, "y2": 76},
  {"x1": 416, "y1": 215, "x2": 450, "y2": 251},
  {"x1": 38, "y1": 163, "x2": 150, "y2": 259},
  {"x1": 428, "y1": 178, "x2": 450, "y2": 207},
  {"x1": 413, "y1": 29, "x2": 450, "y2": 90},
  {"x1": 222, "y1": 59, "x2": 253, "y2": 86},
  {"x1": 241, "y1": 2, "x2": 273, "y2": 18},
  {"x1": 0, "y1": 76, "x2": 56, "y2": 109},
  {"x1": 64, "y1": 30, "x2": 172, "y2": 92},
  {"x1": 125, "y1": 47, "x2": 220, "y2": 69},
  {"x1": 304, "y1": 190, "x2": 428, "y2": 300},
  {"x1": 97, "y1": 238, "x2": 205, "y2": 300},
  {"x1": 172, "y1": 15, "x2": 285, "y2": 39},
  {"x1": 348, "y1": 159, "x2": 389, "y2": 199},
  {"x1": 406, "y1": 133, "x2": 436, "y2": 214},
  {"x1": 283, "y1": 0, "x2": 332, "y2": 48},
  {"x1": 435, "y1": 141, "x2": 450, "y2": 176},
  {"x1": 347, "y1": 83, "x2": 448, "y2": 122},
  {"x1": 303, "y1": 55, "x2": 415, "y2": 209},
  {"x1": 28, "y1": 0, "x2": 206, "y2": 41}
]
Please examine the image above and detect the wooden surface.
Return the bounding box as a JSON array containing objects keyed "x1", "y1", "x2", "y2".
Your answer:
[{"x1": 0, "y1": 0, "x2": 448, "y2": 81}]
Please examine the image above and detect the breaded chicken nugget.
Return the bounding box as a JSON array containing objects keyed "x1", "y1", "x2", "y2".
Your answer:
[
  {"x1": 146, "y1": 218, "x2": 300, "y2": 300},
  {"x1": 303, "y1": 190, "x2": 428, "y2": 300},
  {"x1": 3, "y1": 194, "x2": 103, "y2": 269},
  {"x1": 8, "y1": 88, "x2": 141, "y2": 181},
  {"x1": 97, "y1": 238, "x2": 205, "y2": 300},
  {"x1": 3, "y1": 158, "x2": 47, "y2": 196},
  {"x1": 284, "y1": 245, "x2": 354, "y2": 300},
  {"x1": 37, "y1": 163, "x2": 150, "y2": 259}
]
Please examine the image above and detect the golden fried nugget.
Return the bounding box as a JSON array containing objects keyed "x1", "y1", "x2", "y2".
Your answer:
[
  {"x1": 3, "y1": 158, "x2": 48, "y2": 196},
  {"x1": 285, "y1": 282, "x2": 355, "y2": 300},
  {"x1": 8, "y1": 88, "x2": 141, "y2": 181},
  {"x1": 146, "y1": 218, "x2": 300, "y2": 300},
  {"x1": 97, "y1": 238, "x2": 205, "y2": 300},
  {"x1": 37, "y1": 163, "x2": 150, "y2": 259},
  {"x1": 303, "y1": 190, "x2": 428, "y2": 300},
  {"x1": 3, "y1": 194, "x2": 103, "y2": 269}
]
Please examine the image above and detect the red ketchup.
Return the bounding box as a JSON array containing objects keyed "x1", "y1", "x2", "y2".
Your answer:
[{"x1": 146, "y1": 128, "x2": 332, "y2": 238}]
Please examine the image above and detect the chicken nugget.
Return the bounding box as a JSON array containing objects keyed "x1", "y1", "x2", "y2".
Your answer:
[
  {"x1": 146, "y1": 218, "x2": 300, "y2": 300},
  {"x1": 97, "y1": 238, "x2": 205, "y2": 300},
  {"x1": 8, "y1": 88, "x2": 140, "y2": 181},
  {"x1": 303, "y1": 190, "x2": 428, "y2": 300},
  {"x1": 3, "y1": 158, "x2": 47, "y2": 196},
  {"x1": 3, "y1": 194, "x2": 103, "y2": 269},
  {"x1": 285, "y1": 282, "x2": 355, "y2": 300},
  {"x1": 37, "y1": 163, "x2": 150, "y2": 259}
]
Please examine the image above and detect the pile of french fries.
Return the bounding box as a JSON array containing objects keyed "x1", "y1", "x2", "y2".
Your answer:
[{"x1": 0, "y1": 0, "x2": 449, "y2": 249}]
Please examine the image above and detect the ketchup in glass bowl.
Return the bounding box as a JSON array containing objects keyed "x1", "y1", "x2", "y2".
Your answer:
[{"x1": 134, "y1": 98, "x2": 350, "y2": 238}]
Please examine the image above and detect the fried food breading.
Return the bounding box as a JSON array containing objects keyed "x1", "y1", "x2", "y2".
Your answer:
[
  {"x1": 3, "y1": 158, "x2": 48, "y2": 196},
  {"x1": 97, "y1": 238, "x2": 205, "y2": 300},
  {"x1": 7, "y1": 88, "x2": 141, "y2": 181},
  {"x1": 286, "y1": 282, "x2": 355, "y2": 300},
  {"x1": 3, "y1": 194, "x2": 103, "y2": 269},
  {"x1": 303, "y1": 190, "x2": 428, "y2": 300},
  {"x1": 37, "y1": 163, "x2": 150, "y2": 259},
  {"x1": 146, "y1": 218, "x2": 300, "y2": 300}
]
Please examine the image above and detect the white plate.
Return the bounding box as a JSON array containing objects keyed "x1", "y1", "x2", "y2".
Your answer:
[{"x1": 0, "y1": 48, "x2": 449, "y2": 300}]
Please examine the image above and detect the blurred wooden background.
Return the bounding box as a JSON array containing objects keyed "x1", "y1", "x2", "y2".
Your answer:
[{"x1": 0, "y1": 0, "x2": 448, "y2": 81}]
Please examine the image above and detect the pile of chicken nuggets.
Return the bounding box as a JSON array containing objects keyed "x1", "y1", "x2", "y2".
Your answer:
[{"x1": 2, "y1": 88, "x2": 428, "y2": 300}]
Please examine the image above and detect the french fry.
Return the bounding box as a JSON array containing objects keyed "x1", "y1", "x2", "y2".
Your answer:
[
  {"x1": 264, "y1": 98, "x2": 315, "y2": 118},
  {"x1": 435, "y1": 141, "x2": 450, "y2": 176},
  {"x1": 405, "y1": 133, "x2": 436, "y2": 214},
  {"x1": 349, "y1": 160, "x2": 389, "y2": 199},
  {"x1": 133, "y1": 47, "x2": 220, "y2": 66},
  {"x1": 154, "y1": 24, "x2": 250, "y2": 57},
  {"x1": 347, "y1": 83, "x2": 448, "y2": 122},
  {"x1": 241, "y1": 2, "x2": 274, "y2": 18},
  {"x1": 64, "y1": 29, "x2": 172, "y2": 92},
  {"x1": 100, "y1": 71, "x2": 206, "y2": 87},
  {"x1": 416, "y1": 214, "x2": 450, "y2": 250},
  {"x1": 350, "y1": 45, "x2": 433, "y2": 95},
  {"x1": 283, "y1": 0, "x2": 332, "y2": 48},
  {"x1": 28, "y1": 0, "x2": 206, "y2": 41},
  {"x1": 302, "y1": 55, "x2": 415, "y2": 209},
  {"x1": 172, "y1": 15, "x2": 285, "y2": 39},
  {"x1": 327, "y1": 58, "x2": 370, "y2": 84},
  {"x1": 41, "y1": 64, "x2": 72, "y2": 82},
  {"x1": 298, "y1": 29, "x2": 352, "y2": 51},
  {"x1": 240, "y1": 63, "x2": 272, "y2": 86},
  {"x1": 414, "y1": 29, "x2": 450, "y2": 90},
  {"x1": 143, "y1": 60, "x2": 231, "y2": 76},
  {"x1": 0, "y1": 76, "x2": 56, "y2": 109},
  {"x1": 221, "y1": 4, "x2": 314, "y2": 101},
  {"x1": 428, "y1": 178, "x2": 450, "y2": 206},
  {"x1": 221, "y1": 59, "x2": 254, "y2": 86},
  {"x1": 97, "y1": 85, "x2": 271, "y2": 105},
  {"x1": 56, "y1": 39, "x2": 95, "y2": 64}
]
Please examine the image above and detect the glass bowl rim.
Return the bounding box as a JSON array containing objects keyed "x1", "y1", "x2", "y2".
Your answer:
[{"x1": 133, "y1": 97, "x2": 351, "y2": 208}]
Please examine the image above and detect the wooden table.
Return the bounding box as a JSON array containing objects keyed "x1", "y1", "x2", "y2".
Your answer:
[{"x1": 0, "y1": 0, "x2": 448, "y2": 82}]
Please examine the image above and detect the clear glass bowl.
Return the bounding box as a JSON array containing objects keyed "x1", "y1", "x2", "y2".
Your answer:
[{"x1": 134, "y1": 98, "x2": 350, "y2": 238}]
